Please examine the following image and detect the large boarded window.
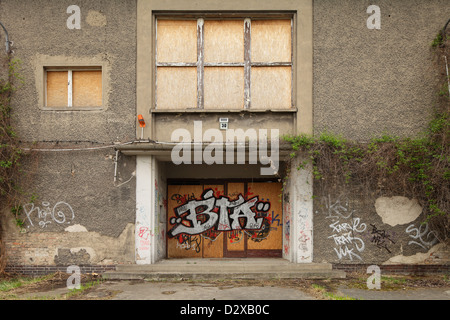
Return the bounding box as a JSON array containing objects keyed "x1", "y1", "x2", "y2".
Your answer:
[
  {"x1": 155, "y1": 17, "x2": 293, "y2": 110},
  {"x1": 45, "y1": 68, "x2": 102, "y2": 108}
]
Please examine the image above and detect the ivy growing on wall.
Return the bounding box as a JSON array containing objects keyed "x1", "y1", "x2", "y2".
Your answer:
[{"x1": 0, "y1": 55, "x2": 24, "y2": 273}]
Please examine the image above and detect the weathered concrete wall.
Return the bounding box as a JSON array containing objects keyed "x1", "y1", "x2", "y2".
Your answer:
[
  {"x1": 1, "y1": 0, "x2": 137, "y2": 142},
  {"x1": 313, "y1": 0, "x2": 448, "y2": 141},
  {"x1": 0, "y1": 0, "x2": 137, "y2": 266},
  {"x1": 311, "y1": 0, "x2": 449, "y2": 265},
  {"x1": 312, "y1": 183, "x2": 447, "y2": 265},
  {"x1": 153, "y1": 113, "x2": 294, "y2": 142},
  {"x1": 2, "y1": 148, "x2": 137, "y2": 265},
  {"x1": 1, "y1": 0, "x2": 448, "y2": 268}
]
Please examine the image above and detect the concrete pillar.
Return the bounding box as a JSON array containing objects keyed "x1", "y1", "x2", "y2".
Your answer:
[
  {"x1": 285, "y1": 157, "x2": 314, "y2": 263},
  {"x1": 135, "y1": 155, "x2": 155, "y2": 264}
]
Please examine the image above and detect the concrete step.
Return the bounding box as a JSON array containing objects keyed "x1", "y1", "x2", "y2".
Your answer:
[{"x1": 102, "y1": 259, "x2": 346, "y2": 280}]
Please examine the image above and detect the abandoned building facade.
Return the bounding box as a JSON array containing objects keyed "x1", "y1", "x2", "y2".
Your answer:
[{"x1": 0, "y1": 0, "x2": 448, "y2": 275}]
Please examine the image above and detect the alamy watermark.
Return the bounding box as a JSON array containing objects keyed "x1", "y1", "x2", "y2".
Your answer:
[
  {"x1": 66, "y1": 265, "x2": 81, "y2": 290},
  {"x1": 367, "y1": 265, "x2": 381, "y2": 290},
  {"x1": 170, "y1": 121, "x2": 279, "y2": 176}
]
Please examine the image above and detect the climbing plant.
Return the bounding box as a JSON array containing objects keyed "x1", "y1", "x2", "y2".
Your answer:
[{"x1": 0, "y1": 55, "x2": 24, "y2": 273}]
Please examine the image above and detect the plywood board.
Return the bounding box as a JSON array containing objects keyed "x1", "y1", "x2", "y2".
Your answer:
[
  {"x1": 202, "y1": 185, "x2": 224, "y2": 258},
  {"x1": 72, "y1": 70, "x2": 102, "y2": 107},
  {"x1": 251, "y1": 20, "x2": 292, "y2": 63},
  {"x1": 247, "y1": 182, "x2": 283, "y2": 251},
  {"x1": 226, "y1": 183, "x2": 246, "y2": 252},
  {"x1": 157, "y1": 67, "x2": 197, "y2": 109},
  {"x1": 167, "y1": 185, "x2": 204, "y2": 258},
  {"x1": 204, "y1": 20, "x2": 244, "y2": 63},
  {"x1": 46, "y1": 71, "x2": 68, "y2": 107},
  {"x1": 157, "y1": 20, "x2": 197, "y2": 63},
  {"x1": 251, "y1": 66, "x2": 291, "y2": 109},
  {"x1": 204, "y1": 67, "x2": 244, "y2": 109}
]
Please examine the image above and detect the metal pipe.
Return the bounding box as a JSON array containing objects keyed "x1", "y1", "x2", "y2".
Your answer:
[
  {"x1": 445, "y1": 56, "x2": 450, "y2": 97},
  {"x1": 114, "y1": 150, "x2": 119, "y2": 183},
  {"x1": 0, "y1": 21, "x2": 11, "y2": 54}
]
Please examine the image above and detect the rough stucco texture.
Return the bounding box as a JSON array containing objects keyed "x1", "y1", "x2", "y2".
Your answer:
[
  {"x1": 0, "y1": 0, "x2": 137, "y2": 236},
  {"x1": 0, "y1": 0, "x2": 137, "y2": 143},
  {"x1": 312, "y1": 183, "x2": 441, "y2": 265},
  {"x1": 313, "y1": 0, "x2": 448, "y2": 141}
]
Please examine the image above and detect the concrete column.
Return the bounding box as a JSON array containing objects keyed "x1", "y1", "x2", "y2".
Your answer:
[
  {"x1": 135, "y1": 155, "x2": 155, "y2": 264},
  {"x1": 287, "y1": 157, "x2": 314, "y2": 263}
]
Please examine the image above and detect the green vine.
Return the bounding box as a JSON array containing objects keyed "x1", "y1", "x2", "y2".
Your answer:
[{"x1": 0, "y1": 57, "x2": 24, "y2": 228}]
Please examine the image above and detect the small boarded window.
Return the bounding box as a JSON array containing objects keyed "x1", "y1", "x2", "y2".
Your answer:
[{"x1": 45, "y1": 67, "x2": 102, "y2": 108}]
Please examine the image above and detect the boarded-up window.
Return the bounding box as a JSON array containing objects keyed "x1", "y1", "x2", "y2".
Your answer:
[
  {"x1": 45, "y1": 68, "x2": 102, "y2": 108},
  {"x1": 155, "y1": 17, "x2": 292, "y2": 110},
  {"x1": 46, "y1": 71, "x2": 69, "y2": 107}
]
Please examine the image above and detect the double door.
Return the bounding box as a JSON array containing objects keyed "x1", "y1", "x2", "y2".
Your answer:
[{"x1": 167, "y1": 181, "x2": 282, "y2": 258}]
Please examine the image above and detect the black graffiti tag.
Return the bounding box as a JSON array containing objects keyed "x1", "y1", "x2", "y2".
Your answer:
[{"x1": 369, "y1": 224, "x2": 395, "y2": 253}]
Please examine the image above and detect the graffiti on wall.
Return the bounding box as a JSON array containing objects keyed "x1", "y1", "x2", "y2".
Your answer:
[
  {"x1": 283, "y1": 201, "x2": 291, "y2": 257},
  {"x1": 322, "y1": 195, "x2": 355, "y2": 220},
  {"x1": 320, "y1": 193, "x2": 441, "y2": 262},
  {"x1": 23, "y1": 201, "x2": 75, "y2": 228},
  {"x1": 328, "y1": 218, "x2": 367, "y2": 261},
  {"x1": 406, "y1": 223, "x2": 438, "y2": 250},
  {"x1": 168, "y1": 189, "x2": 271, "y2": 238},
  {"x1": 368, "y1": 224, "x2": 396, "y2": 253}
]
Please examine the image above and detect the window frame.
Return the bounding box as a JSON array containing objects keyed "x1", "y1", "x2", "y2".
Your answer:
[
  {"x1": 44, "y1": 66, "x2": 103, "y2": 109},
  {"x1": 154, "y1": 13, "x2": 295, "y2": 111},
  {"x1": 37, "y1": 58, "x2": 108, "y2": 112}
]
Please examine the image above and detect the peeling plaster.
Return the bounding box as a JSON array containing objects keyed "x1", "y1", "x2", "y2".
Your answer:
[
  {"x1": 375, "y1": 196, "x2": 422, "y2": 227},
  {"x1": 382, "y1": 243, "x2": 446, "y2": 265},
  {"x1": 86, "y1": 10, "x2": 107, "y2": 27},
  {"x1": 65, "y1": 224, "x2": 88, "y2": 232}
]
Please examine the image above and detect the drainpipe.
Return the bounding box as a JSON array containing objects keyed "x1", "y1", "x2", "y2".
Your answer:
[{"x1": 0, "y1": 21, "x2": 11, "y2": 54}]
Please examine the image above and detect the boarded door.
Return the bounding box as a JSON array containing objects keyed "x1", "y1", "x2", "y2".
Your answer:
[{"x1": 167, "y1": 182, "x2": 282, "y2": 258}]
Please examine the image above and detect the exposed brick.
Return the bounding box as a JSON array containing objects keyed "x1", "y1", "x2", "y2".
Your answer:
[
  {"x1": 333, "y1": 263, "x2": 450, "y2": 275},
  {"x1": 4, "y1": 264, "x2": 117, "y2": 276}
]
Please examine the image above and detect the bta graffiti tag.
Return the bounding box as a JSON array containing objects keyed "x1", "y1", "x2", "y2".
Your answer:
[
  {"x1": 23, "y1": 201, "x2": 74, "y2": 228},
  {"x1": 168, "y1": 189, "x2": 271, "y2": 238}
]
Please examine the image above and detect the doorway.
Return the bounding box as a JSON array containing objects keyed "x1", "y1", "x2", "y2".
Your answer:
[{"x1": 167, "y1": 181, "x2": 282, "y2": 258}]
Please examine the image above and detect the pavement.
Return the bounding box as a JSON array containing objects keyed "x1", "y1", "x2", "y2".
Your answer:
[
  {"x1": 102, "y1": 258, "x2": 346, "y2": 280},
  {"x1": 7, "y1": 258, "x2": 450, "y2": 302},
  {"x1": 91, "y1": 280, "x2": 317, "y2": 300},
  {"x1": 80, "y1": 279, "x2": 450, "y2": 301}
]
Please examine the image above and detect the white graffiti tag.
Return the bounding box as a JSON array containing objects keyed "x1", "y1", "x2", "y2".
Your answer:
[
  {"x1": 328, "y1": 218, "x2": 367, "y2": 261},
  {"x1": 23, "y1": 201, "x2": 75, "y2": 228},
  {"x1": 322, "y1": 195, "x2": 355, "y2": 219},
  {"x1": 406, "y1": 223, "x2": 438, "y2": 249}
]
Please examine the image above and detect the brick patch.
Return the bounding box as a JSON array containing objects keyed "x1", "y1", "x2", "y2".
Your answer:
[
  {"x1": 333, "y1": 263, "x2": 450, "y2": 275},
  {"x1": 4, "y1": 264, "x2": 117, "y2": 276},
  {"x1": 5, "y1": 263, "x2": 450, "y2": 277}
]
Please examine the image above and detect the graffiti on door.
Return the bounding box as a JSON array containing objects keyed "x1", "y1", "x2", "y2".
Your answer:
[
  {"x1": 167, "y1": 183, "x2": 282, "y2": 258},
  {"x1": 168, "y1": 188, "x2": 271, "y2": 238}
]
